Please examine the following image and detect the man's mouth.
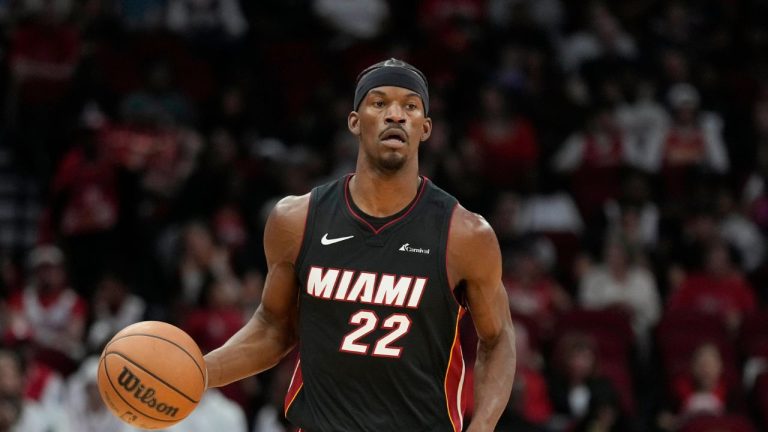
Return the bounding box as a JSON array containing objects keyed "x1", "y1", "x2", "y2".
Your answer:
[{"x1": 380, "y1": 129, "x2": 408, "y2": 146}]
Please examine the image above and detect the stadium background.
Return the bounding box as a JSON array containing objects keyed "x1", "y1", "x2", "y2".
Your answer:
[{"x1": 1, "y1": 0, "x2": 768, "y2": 431}]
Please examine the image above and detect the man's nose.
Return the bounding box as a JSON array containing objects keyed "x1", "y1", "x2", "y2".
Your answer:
[{"x1": 385, "y1": 104, "x2": 406, "y2": 124}]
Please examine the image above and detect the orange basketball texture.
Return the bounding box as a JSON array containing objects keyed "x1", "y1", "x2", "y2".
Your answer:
[{"x1": 97, "y1": 321, "x2": 206, "y2": 430}]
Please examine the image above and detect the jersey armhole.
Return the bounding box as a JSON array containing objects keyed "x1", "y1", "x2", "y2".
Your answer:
[
  {"x1": 440, "y1": 200, "x2": 466, "y2": 310},
  {"x1": 293, "y1": 190, "x2": 317, "y2": 279}
]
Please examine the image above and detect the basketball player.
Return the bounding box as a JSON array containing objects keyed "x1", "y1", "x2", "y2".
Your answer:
[{"x1": 204, "y1": 59, "x2": 516, "y2": 431}]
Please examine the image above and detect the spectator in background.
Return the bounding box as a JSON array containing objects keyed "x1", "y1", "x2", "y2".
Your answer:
[
  {"x1": 497, "y1": 322, "x2": 552, "y2": 431},
  {"x1": 603, "y1": 173, "x2": 660, "y2": 252},
  {"x1": 644, "y1": 83, "x2": 729, "y2": 197},
  {"x1": 115, "y1": 0, "x2": 167, "y2": 31},
  {"x1": 182, "y1": 277, "x2": 243, "y2": 355},
  {"x1": 121, "y1": 59, "x2": 194, "y2": 127},
  {"x1": 40, "y1": 103, "x2": 119, "y2": 297},
  {"x1": 579, "y1": 235, "x2": 660, "y2": 351},
  {"x1": 615, "y1": 79, "x2": 669, "y2": 166},
  {"x1": 122, "y1": 390, "x2": 248, "y2": 432},
  {"x1": 313, "y1": 0, "x2": 389, "y2": 41},
  {"x1": 239, "y1": 269, "x2": 264, "y2": 320},
  {"x1": 0, "y1": 349, "x2": 68, "y2": 432},
  {"x1": 667, "y1": 205, "x2": 722, "y2": 276},
  {"x1": 166, "y1": 0, "x2": 248, "y2": 41},
  {"x1": 572, "y1": 386, "x2": 628, "y2": 432},
  {"x1": 657, "y1": 343, "x2": 739, "y2": 431},
  {"x1": 86, "y1": 272, "x2": 146, "y2": 353},
  {"x1": 552, "y1": 105, "x2": 640, "y2": 219},
  {"x1": 174, "y1": 129, "x2": 244, "y2": 222},
  {"x1": 742, "y1": 98, "x2": 768, "y2": 232},
  {"x1": 7, "y1": 0, "x2": 80, "y2": 181},
  {"x1": 64, "y1": 356, "x2": 124, "y2": 432},
  {"x1": 5, "y1": 245, "x2": 86, "y2": 375},
  {"x1": 487, "y1": 0, "x2": 563, "y2": 40},
  {"x1": 558, "y1": 3, "x2": 637, "y2": 74},
  {"x1": 546, "y1": 332, "x2": 622, "y2": 431},
  {"x1": 505, "y1": 237, "x2": 571, "y2": 340},
  {"x1": 176, "y1": 221, "x2": 239, "y2": 308},
  {"x1": 650, "y1": 1, "x2": 697, "y2": 51},
  {"x1": 511, "y1": 182, "x2": 585, "y2": 236},
  {"x1": 10, "y1": 340, "x2": 64, "y2": 412},
  {"x1": 716, "y1": 188, "x2": 765, "y2": 273},
  {"x1": 182, "y1": 276, "x2": 246, "y2": 408},
  {"x1": 467, "y1": 86, "x2": 539, "y2": 191},
  {"x1": 667, "y1": 241, "x2": 757, "y2": 332}
]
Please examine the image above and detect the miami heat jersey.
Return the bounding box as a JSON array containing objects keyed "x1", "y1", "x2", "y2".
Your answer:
[{"x1": 285, "y1": 174, "x2": 466, "y2": 432}]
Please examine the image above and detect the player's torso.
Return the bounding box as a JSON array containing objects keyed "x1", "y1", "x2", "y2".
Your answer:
[{"x1": 287, "y1": 175, "x2": 465, "y2": 432}]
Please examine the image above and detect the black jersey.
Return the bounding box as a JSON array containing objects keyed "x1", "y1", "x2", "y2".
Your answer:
[{"x1": 285, "y1": 174, "x2": 466, "y2": 432}]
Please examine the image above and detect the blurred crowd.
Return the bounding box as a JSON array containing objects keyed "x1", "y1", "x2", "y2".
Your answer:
[{"x1": 1, "y1": 0, "x2": 768, "y2": 431}]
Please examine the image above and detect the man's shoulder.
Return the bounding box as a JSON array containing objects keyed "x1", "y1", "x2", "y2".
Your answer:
[
  {"x1": 448, "y1": 205, "x2": 496, "y2": 247},
  {"x1": 270, "y1": 194, "x2": 311, "y2": 225},
  {"x1": 446, "y1": 204, "x2": 501, "y2": 283},
  {"x1": 264, "y1": 194, "x2": 312, "y2": 264}
]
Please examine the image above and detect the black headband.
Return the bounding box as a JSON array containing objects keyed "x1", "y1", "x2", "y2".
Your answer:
[{"x1": 354, "y1": 60, "x2": 429, "y2": 114}]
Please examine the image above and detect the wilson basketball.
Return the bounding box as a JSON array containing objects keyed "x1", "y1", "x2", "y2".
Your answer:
[{"x1": 97, "y1": 321, "x2": 207, "y2": 430}]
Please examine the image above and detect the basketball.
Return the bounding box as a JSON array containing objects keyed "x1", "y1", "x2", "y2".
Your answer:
[{"x1": 97, "y1": 321, "x2": 207, "y2": 430}]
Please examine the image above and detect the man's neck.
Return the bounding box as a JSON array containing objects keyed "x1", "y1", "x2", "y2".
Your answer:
[{"x1": 348, "y1": 170, "x2": 421, "y2": 218}]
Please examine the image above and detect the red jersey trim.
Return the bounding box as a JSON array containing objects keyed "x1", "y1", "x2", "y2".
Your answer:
[
  {"x1": 284, "y1": 359, "x2": 304, "y2": 417},
  {"x1": 294, "y1": 194, "x2": 312, "y2": 264},
  {"x1": 343, "y1": 174, "x2": 428, "y2": 235},
  {"x1": 444, "y1": 202, "x2": 465, "y2": 309},
  {"x1": 444, "y1": 309, "x2": 466, "y2": 432}
]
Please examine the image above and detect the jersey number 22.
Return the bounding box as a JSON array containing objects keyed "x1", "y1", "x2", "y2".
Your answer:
[{"x1": 340, "y1": 310, "x2": 412, "y2": 358}]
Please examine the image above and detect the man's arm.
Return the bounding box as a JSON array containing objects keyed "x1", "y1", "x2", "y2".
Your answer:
[
  {"x1": 447, "y1": 206, "x2": 516, "y2": 432},
  {"x1": 204, "y1": 194, "x2": 309, "y2": 387}
]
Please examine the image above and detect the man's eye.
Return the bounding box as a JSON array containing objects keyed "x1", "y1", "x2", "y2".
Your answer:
[
  {"x1": 406, "y1": 103, "x2": 417, "y2": 110},
  {"x1": 373, "y1": 101, "x2": 384, "y2": 107}
]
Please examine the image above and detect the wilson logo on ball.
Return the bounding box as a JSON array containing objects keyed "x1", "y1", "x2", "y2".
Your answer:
[{"x1": 117, "y1": 367, "x2": 180, "y2": 417}]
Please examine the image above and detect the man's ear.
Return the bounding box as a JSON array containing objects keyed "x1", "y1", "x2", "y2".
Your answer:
[
  {"x1": 348, "y1": 111, "x2": 360, "y2": 136},
  {"x1": 421, "y1": 117, "x2": 432, "y2": 142}
]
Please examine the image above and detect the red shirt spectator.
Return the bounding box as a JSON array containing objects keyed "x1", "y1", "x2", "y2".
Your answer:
[
  {"x1": 667, "y1": 242, "x2": 756, "y2": 330},
  {"x1": 505, "y1": 240, "x2": 571, "y2": 339},
  {"x1": 553, "y1": 107, "x2": 638, "y2": 218},
  {"x1": 183, "y1": 306, "x2": 244, "y2": 354},
  {"x1": 468, "y1": 87, "x2": 539, "y2": 189},
  {"x1": 5, "y1": 245, "x2": 87, "y2": 375},
  {"x1": 9, "y1": 16, "x2": 80, "y2": 106},
  {"x1": 667, "y1": 274, "x2": 755, "y2": 322},
  {"x1": 48, "y1": 145, "x2": 119, "y2": 237},
  {"x1": 468, "y1": 117, "x2": 538, "y2": 188},
  {"x1": 515, "y1": 365, "x2": 553, "y2": 424}
]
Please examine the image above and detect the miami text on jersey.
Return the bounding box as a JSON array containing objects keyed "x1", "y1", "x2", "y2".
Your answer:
[{"x1": 306, "y1": 266, "x2": 427, "y2": 308}]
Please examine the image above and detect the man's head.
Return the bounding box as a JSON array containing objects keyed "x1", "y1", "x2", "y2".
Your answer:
[
  {"x1": 27, "y1": 245, "x2": 66, "y2": 293},
  {"x1": 348, "y1": 59, "x2": 432, "y2": 174}
]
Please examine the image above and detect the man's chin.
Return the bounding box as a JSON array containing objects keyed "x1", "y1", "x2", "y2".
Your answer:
[{"x1": 376, "y1": 154, "x2": 407, "y2": 172}]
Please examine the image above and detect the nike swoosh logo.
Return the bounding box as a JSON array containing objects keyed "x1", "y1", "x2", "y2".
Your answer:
[{"x1": 321, "y1": 233, "x2": 355, "y2": 245}]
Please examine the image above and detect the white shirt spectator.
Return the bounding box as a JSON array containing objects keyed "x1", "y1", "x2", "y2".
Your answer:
[
  {"x1": 515, "y1": 193, "x2": 584, "y2": 234},
  {"x1": 643, "y1": 112, "x2": 729, "y2": 173},
  {"x1": 87, "y1": 291, "x2": 146, "y2": 351},
  {"x1": 720, "y1": 212, "x2": 765, "y2": 272},
  {"x1": 616, "y1": 86, "x2": 670, "y2": 165},
  {"x1": 579, "y1": 265, "x2": 660, "y2": 340},
  {"x1": 123, "y1": 389, "x2": 247, "y2": 432},
  {"x1": 65, "y1": 357, "x2": 125, "y2": 432},
  {"x1": 558, "y1": 6, "x2": 637, "y2": 73},
  {"x1": 167, "y1": 0, "x2": 248, "y2": 38},
  {"x1": 313, "y1": 0, "x2": 389, "y2": 40},
  {"x1": 604, "y1": 200, "x2": 660, "y2": 249},
  {"x1": 12, "y1": 400, "x2": 70, "y2": 432}
]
